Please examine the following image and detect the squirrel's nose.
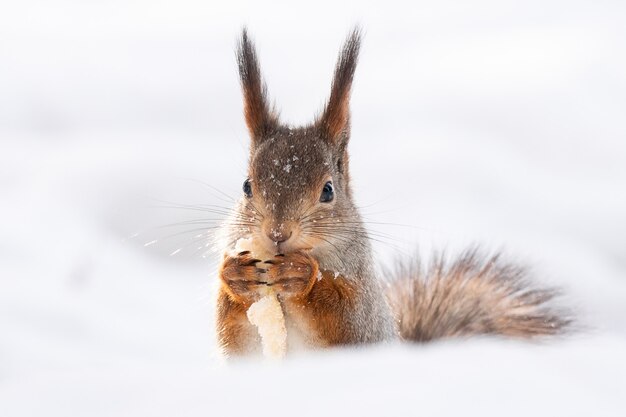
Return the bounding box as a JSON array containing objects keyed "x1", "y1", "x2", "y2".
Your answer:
[{"x1": 268, "y1": 229, "x2": 292, "y2": 244}]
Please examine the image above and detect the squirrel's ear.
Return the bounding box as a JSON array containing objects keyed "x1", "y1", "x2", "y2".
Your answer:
[
  {"x1": 236, "y1": 29, "x2": 279, "y2": 144},
  {"x1": 317, "y1": 28, "x2": 362, "y2": 146}
]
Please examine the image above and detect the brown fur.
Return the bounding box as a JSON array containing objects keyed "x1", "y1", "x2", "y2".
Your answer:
[
  {"x1": 215, "y1": 286, "x2": 260, "y2": 355},
  {"x1": 236, "y1": 29, "x2": 279, "y2": 142},
  {"x1": 317, "y1": 28, "x2": 361, "y2": 144},
  {"x1": 284, "y1": 270, "x2": 365, "y2": 346},
  {"x1": 219, "y1": 251, "x2": 269, "y2": 305},
  {"x1": 215, "y1": 248, "x2": 395, "y2": 355},
  {"x1": 384, "y1": 249, "x2": 570, "y2": 341},
  {"x1": 215, "y1": 28, "x2": 570, "y2": 357}
]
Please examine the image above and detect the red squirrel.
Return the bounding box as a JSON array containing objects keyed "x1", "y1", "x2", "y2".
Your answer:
[{"x1": 215, "y1": 28, "x2": 569, "y2": 357}]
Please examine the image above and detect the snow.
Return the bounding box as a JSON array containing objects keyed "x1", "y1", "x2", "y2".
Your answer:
[{"x1": 1, "y1": 0, "x2": 626, "y2": 416}]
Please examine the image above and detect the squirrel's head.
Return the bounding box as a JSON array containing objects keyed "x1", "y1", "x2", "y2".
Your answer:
[{"x1": 234, "y1": 28, "x2": 364, "y2": 255}]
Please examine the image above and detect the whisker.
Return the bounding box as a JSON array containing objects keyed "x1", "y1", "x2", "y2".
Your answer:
[
  {"x1": 167, "y1": 231, "x2": 216, "y2": 257},
  {"x1": 302, "y1": 226, "x2": 409, "y2": 255},
  {"x1": 155, "y1": 227, "x2": 219, "y2": 241},
  {"x1": 155, "y1": 219, "x2": 230, "y2": 229},
  {"x1": 175, "y1": 177, "x2": 237, "y2": 204},
  {"x1": 307, "y1": 223, "x2": 399, "y2": 240}
]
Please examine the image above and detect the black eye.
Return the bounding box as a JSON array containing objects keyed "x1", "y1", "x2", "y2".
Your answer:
[
  {"x1": 320, "y1": 181, "x2": 334, "y2": 203},
  {"x1": 243, "y1": 179, "x2": 253, "y2": 198}
]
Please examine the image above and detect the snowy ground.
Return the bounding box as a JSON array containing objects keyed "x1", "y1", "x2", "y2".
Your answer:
[{"x1": 1, "y1": 1, "x2": 625, "y2": 416}]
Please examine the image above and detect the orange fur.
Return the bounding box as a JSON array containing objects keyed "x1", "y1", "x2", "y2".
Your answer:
[
  {"x1": 215, "y1": 286, "x2": 260, "y2": 356},
  {"x1": 284, "y1": 270, "x2": 362, "y2": 346},
  {"x1": 217, "y1": 250, "x2": 382, "y2": 355}
]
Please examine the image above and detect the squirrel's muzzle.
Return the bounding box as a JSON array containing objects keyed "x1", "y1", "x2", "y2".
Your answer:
[{"x1": 264, "y1": 221, "x2": 295, "y2": 246}]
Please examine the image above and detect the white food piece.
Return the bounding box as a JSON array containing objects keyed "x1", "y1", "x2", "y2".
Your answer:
[
  {"x1": 233, "y1": 237, "x2": 275, "y2": 261},
  {"x1": 234, "y1": 238, "x2": 287, "y2": 358},
  {"x1": 246, "y1": 291, "x2": 287, "y2": 359}
]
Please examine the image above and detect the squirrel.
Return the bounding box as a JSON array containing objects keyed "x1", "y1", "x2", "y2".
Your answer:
[{"x1": 215, "y1": 28, "x2": 569, "y2": 357}]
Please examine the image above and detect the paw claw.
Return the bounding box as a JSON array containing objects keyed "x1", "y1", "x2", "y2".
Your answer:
[{"x1": 241, "y1": 258, "x2": 261, "y2": 266}]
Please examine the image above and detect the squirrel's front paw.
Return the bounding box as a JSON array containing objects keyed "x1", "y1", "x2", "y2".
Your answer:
[
  {"x1": 266, "y1": 251, "x2": 319, "y2": 298},
  {"x1": 219, "y1": 251, "x2": 269, "y2": 303}
]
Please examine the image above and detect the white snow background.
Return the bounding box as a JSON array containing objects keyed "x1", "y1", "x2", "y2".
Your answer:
[{"x1": 1, "y1": 1, "x2": 625, "y2": 416}]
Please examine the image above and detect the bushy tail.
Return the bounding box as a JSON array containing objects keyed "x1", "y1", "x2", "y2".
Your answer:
[{"x1": 384, "y1": 249, "x2": 571, "y2": 342}]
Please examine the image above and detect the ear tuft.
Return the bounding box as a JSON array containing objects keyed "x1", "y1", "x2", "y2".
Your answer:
[
  {"x1": 237, "y1": 29, "x2": 278, "y2": 141},
  {"x1": 318, "y1": 28, "x2": 362, "y2": 145}
]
